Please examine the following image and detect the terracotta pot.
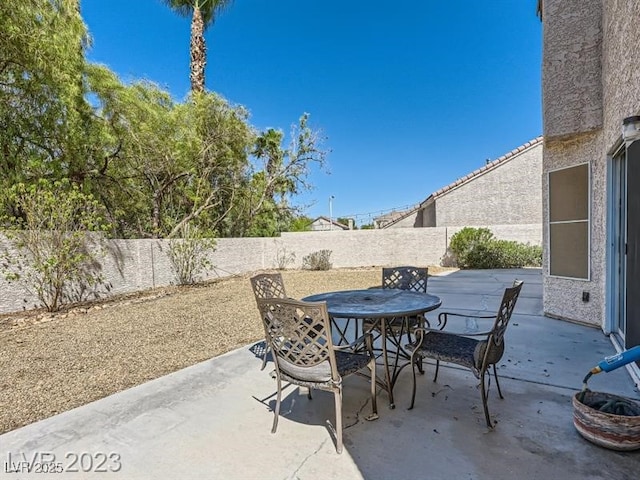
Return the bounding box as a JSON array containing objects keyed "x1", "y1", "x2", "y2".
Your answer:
[{"x1": 572, "y1": 391, "x2": 640, "y2": 451}]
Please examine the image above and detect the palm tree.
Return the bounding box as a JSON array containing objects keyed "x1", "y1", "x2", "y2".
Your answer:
[
  {"x1": 536, "y1": 0, "x2": 543, "y2": 20},
  {"x1": 163, "y1": 0, "x2": 233, "y2": 93}
]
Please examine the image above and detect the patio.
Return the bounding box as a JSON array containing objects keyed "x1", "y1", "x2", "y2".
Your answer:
[{"x1": 2, "y1": 268, "x2": 638, "y2": 479}]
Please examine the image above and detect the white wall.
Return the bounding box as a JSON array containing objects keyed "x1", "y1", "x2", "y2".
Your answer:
[{"x1": 0, "y1": 224, "x2": 541, "y2": 314}]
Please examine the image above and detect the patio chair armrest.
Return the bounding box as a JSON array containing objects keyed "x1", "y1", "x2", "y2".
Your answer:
[
  {"x1": 412, "y1": 326, "x2": 446, "y2": 346},
  {"x1": 436, "y1": 311, "x2": 497, "y2": 330},
  {"x1": 411, "y1": 327, "x2": 493, "y2": 349},
  {"x1": 333, "y1": 332, "x2": 374, "y2": 356}
]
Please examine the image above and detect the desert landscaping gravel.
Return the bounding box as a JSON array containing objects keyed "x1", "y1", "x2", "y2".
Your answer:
[{"x1": 0, "y1": 266, "x2": 450, "y2": 435}]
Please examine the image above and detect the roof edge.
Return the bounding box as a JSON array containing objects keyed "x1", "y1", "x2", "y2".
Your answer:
[{"x1": 427, "y1": 136, "x2": 543, "y2": 201}]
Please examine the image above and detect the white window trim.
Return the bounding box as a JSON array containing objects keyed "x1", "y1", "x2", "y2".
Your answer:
[{"x1": 547, "y1": 162, "x2": 591, "y2": 281}]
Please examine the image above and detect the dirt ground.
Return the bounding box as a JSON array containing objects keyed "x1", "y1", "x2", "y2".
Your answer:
[{"x1": 0, "y1": 266, "x2": 453, "y2": 435}]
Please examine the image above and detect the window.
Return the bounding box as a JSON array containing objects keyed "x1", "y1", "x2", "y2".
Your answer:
[{"x1": 548, "y1": 163, "x2": 590, "y2": 279}]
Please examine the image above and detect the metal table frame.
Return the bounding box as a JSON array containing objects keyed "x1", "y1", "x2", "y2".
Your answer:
[{"x1": 302, "y1": 289, "x2": 442, "y2": 408}]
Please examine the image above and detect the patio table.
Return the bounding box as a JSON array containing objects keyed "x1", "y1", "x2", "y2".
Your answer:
[{"x1": 302, "y1": 288, "x2": 442, "y2": 408}]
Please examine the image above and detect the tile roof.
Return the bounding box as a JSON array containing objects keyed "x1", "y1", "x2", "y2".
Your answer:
[
  {"x1": 425, "y1": 136, "x2": 543, "y2": 203},
  {"x1": 381, "y1": 137, "x2": 543, "y2": 229}
]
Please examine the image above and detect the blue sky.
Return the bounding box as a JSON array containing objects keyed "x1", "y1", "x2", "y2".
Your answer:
[{"x1": 81, "y1": 0, "x2": 542, "y2": 226}]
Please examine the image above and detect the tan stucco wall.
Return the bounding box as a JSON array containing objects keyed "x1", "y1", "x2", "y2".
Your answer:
[
  {"x1": 542, "y1": 132, "x2": 606, "y2": 326},
  {"x1": 542, "y1": 0, "x2": 640, "y2": 328},
  {"x1": 384, "y1": 211, "x2": 423, "y2": 228},
  {"x1": 542, "y1": 0, "x2": 603, "y2": 139},
  {"x1": 422, "y1": 201, "x2": 436, "y2": 227},
  {"x1": 433, "y1": 143, "x2": 542, "y2": 227},
  {"x1": 602, "y1": 0, "x2": 640, "y2": 145}
]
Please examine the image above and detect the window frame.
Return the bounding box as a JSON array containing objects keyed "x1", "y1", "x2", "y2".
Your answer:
[{"x1": 548, "y1": 162, "x2": 591, "y2": 280}]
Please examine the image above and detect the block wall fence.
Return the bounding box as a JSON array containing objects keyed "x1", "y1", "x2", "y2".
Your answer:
[{"x1": 0, "y1": 224, "x2": 541, "y2": 314}]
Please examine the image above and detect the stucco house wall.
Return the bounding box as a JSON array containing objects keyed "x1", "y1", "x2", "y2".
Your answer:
[
  {"x1": 541, "y1": 0, "x2": 603, "y2": 139},
  {"x1": 309, "y1": 216, "x2": 348, "y2": 231},
  {"x1": 541, "y1": 0, "x2": 640, "y2": 328},
  {"x1": 380, "y1": 209, "x2": 423, "y2": 228},
  {"x1": 601, "y1": 1, "x2": 640, "y2": 148},
  {"x1": 432, "y1": 141, "x2": 542, "y2": 227},
  {"x1": 383, "y1": 139, "x2": 543, "y2": 230},
  {"x1": 542, "y1": 132, "x2": 605, "y2": 326}
]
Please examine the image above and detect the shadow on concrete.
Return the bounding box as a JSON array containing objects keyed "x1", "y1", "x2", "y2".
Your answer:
[{"x1": 2, "y1": 268, "x2": 638, "y2": 479}]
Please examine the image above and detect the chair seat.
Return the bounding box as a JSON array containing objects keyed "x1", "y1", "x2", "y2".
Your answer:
[
  {"x1": 279, "y1": 350, "x2": 373, "y2": 385},
  {"x1": 336, "y1": 350, "x2": 374, "y2": 376},
  {"x1": 407, "y1": 331, "x2": 503, "y2": 378}
]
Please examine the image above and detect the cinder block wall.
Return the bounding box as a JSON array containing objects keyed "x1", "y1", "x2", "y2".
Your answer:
[{"x1": 0, "y1": 224, "x2": 541, "y2": 314}]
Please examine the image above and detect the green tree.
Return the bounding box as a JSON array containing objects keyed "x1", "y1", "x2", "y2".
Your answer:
[
  {"x1": 227, "y1": 114, "x2": 328, "y2": 237},
  {"x1": 0, "y1": 0, "x2": 91, "y2": 206},
  {"x1": 287, "y1": 216, "x2": 313, "y2": 232},
  {"x1": 162, "y1": 0, "x2": 234, "y2": 93},
  {"x1": 0, "y1": 1, "x2": 328, "y2": 241},
  {"x1": 86, "y1": 71, "x2": 255, "y2": 238},
  {"x1": 337, "y1": 217, "x2": 354, "y2": 229}
]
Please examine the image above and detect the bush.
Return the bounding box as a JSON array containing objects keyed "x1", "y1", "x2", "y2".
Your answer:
[
  {"x1": 449, "y1": 227, "x2": 542, "y2": 269},
  {"x1": 0, "y1": 180, "x2": 111, "y2": 311},
  {"x1": 167, "y1": 223, "x2": 216, "y2": 285},
  {"x1": 302, "y1": 249, "x2": 332, "y2": 270},
  {"x1": 449, "y1": 227, "x2": 495, "y2": 268},
  {"x1": 274, "y1": 245, "x2": 296, "y2": 270}
]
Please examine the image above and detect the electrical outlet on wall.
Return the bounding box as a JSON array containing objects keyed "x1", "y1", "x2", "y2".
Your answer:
[{"x1": 582, "y1": 291, "x2": 590, "y2": 302}]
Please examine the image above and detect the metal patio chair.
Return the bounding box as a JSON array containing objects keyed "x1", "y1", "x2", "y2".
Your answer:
[
  {"x1": 250, "y1": 273, "x2": 288, "y2": 370},
  {"x1": 407, "y1": 280, "x2": 524, "y2": 428},
  {"x1": 363, "y1": 266, "x2": 430, "y2": 367},
  {"x1": 256, "y1": 297, "x2": 378, "y2": 454},
  {"x1": 383, "y1": 266, "x2": 429, "y2": 330}
]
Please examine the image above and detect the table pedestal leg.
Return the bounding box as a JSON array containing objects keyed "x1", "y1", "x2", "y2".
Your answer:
[{"x1": 380, "y1": 319, "x2": 395, "y2": 409}]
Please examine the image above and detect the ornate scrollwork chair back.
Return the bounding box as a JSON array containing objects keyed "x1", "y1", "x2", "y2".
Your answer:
[
  {"x1": 364, "y1": 267, "x2": 430, "y2": 366},
  {"x1": 250, "y1": 273, "x2": 288, "y2": 370},
  {"x1": 257, "y1": 297, "x2": 378, "y2": 454},
  {"x1": 382, "y1": 266, "x2": 428, "y2": 293}
]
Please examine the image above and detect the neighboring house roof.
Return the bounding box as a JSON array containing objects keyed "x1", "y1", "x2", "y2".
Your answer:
[
  {"x1": 382, "y1": 136, "x2": 544, "y2": 229},
  {"x1": 378, "y1": 205, "x2": 422, "y2": 228},
  {"x1": 373, "y1": 209, "x2": 413, "y2": 226},
  {"x1": 310, "y1": 216, "x2": 349, "y2": 230},
  {"x1": 424, "y1": 136, "x2": 543, "y2": 204}
]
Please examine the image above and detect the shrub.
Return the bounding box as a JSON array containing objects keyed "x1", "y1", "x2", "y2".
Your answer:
[
  {"x1": 274, "y1": 245, "x2": 296, "y2": 270},
  {"x1": 0, "y1": 180, "x2": 111, "y2": 311},
  {"x1": 167, "y1": 223, "x2": 216, "y2": 285},
  {"x1": 521, "y1": 244, "x2": 543, "y2": 267},
  {"x1": 449, "y1": 227, "x2": 495, "y2": 268},
  {"x1": 449, "y1": 227, "x2": 542, "y2": 269},
  {"x1": 302, "y1": 249, "x2": 332, "y2": 270}
]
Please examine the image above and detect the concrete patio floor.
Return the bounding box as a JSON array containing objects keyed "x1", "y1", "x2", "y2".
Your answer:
[{"x1": 1, "y1": 269, "x2": 639, "y2": 479}]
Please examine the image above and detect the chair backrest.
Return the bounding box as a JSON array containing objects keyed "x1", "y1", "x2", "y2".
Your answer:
[
  {"x1": 382, "y1": 266, "x2": 428, "y2": 292},
  {"x1": 475, "y1": 280, "x2": 523, "y2": 371},
  {"x1": 250, "y1": 273, "x2": 287, "y2": 301},
  {"x1": 490, "y1": 280, "x2": 524, "y2": 347},
  {"x1": 256, "y1": 298, "x2": 338, "y2": 383}
]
